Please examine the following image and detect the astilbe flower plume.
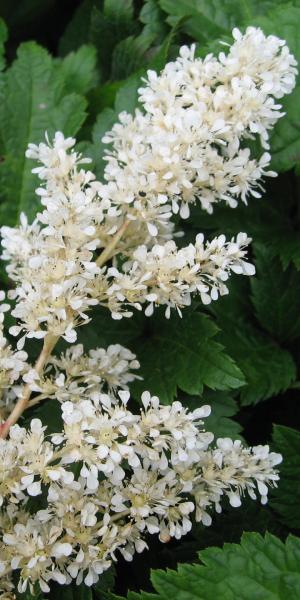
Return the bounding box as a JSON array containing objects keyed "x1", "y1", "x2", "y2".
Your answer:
[{"x1": 0, "y1": 26, "x2": 296, "y2": 597}]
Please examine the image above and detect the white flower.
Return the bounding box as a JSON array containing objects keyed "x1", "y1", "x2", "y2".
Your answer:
[
  {"x1": 99, "y1": 233, "x2": 254, "y2": 318},
  {"x1": 100, "y1": 26, "x2": 296, "y2": 229},
  {"x1": 0, "y1": 391, "x2": 282, "y2": 594},
  {"x1": 51, "y1": 542, "x2": 73, "y2": 559}
]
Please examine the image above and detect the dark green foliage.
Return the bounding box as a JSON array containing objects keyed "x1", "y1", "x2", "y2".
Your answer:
[
  {"x1": 271, "y1": 425, "x2": 300, "y2": 529},
  {"x1": 125, "y1": 533, "x2": 300, "y2": 600},
  {"x1": 130, "y1": 311, "x2": 245, "y2": 403},
  {"x1": 251, "y1": 245, "x2": 300, "y2": 342},
  {"x1": 252, "y1": 5, "x2": 300, "y2": 172},
  {"x1": 183, "y1": 390, "x2": 244, "y2": 440},
  {"x1": 57, "y1": 45, "x2": 98, "y2": 95},
  {"x1": 216, "y1": 315, "x2": 296, "y2": 405},
  {"x1": 0, "y1": 43, "x2": 88, "y2": 224}
]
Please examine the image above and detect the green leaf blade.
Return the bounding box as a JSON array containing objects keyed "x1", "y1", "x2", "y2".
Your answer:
[
  {"x1": 251, "y1": 244, "x2": 300, "y2": 343},
  {"x1": 131, "y1": 311, "x2": 245, "y2": 404},
  {"x1": 271, "y1": 425, "x2": 300, "y2": 529},
  {"x1": 0, "y1": 42, "x2": 88, "y2": 225},
  {"x1": 58, "y1": 45, "x2": 98, "y2": 95},
  {"x1": 118, "y1": 533, "x2": 300, "y2": 600},
  {"x1": 252, "y1": 6, "x2": 300, "y2": 172}
]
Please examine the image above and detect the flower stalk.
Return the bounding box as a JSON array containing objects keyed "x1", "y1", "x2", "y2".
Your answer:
[
  {"x1": 96, "y1": 219, "x2": 130, "y2": 267},
  {"x1": 0, "y1": 334, "x2": 59, "y2": 438}
]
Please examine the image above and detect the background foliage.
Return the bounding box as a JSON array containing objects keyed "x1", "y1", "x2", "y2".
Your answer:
[{"x1": 0, "y1": 0, "x2": 300, "y2": 598}]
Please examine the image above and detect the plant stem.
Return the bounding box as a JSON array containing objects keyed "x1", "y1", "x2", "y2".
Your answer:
[
  {"x1": 0, "y1": 334, "x2": 59, "y2": 439},
  {"x1": 27, "y1": 393, "x2": 48, "y2": 408},
  {"x1": 110, "y1": 509, "x2": 131, "y2": 522},
  {"x1": 96, "y1": 220, "x2": 130, "y2": 267},
  {"x1": 1, "y1": 221, "x2": 130, "y2": 438}
]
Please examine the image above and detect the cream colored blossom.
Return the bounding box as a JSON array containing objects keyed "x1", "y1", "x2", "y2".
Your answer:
[
  {"x1": 100, "y1": 26, "x2": 296, "y2": 223},
  {"x1": 0, "y1": 393, "x2": 281, "y2": 593}
]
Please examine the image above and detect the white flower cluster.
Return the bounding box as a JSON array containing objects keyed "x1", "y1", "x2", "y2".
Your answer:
[
  {"x1": 0, "y1": 296, "x2": 29, "y2": 421},
  {"x1": 24, "y1": 343, "x2": 141, "y2": 403},
  {"x1": 1, "y1": 27, "x2": 296, "y2": 332},
  {"x1": 0, "y1": 26, "x2": 295, "y2": 597},
  {"x1": 1, "y1": 143, "x2": 255, "y2": 330},
  {"x1": 101, "y1": 26, "x2": 297, "y2": 221},
  {"x1": 0, "y1": 392, "x2": 281, "y2": 595},
  {"x1": 1, "y1": 137, "x2": 103, "y2": 347},
  {"x1": 107, "y1": 233, "x2": 254, "y2": 319}
]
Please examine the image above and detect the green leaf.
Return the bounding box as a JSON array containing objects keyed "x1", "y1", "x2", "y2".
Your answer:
[
  {"x1": 83, "y1": 25, "x2": 179, "y2": 168},
  {"x1": 89, "y1": 0, "x2": 137, "y2": 79},
  {"x1": 93, "y1": 565, "x2": 116, "y2": 598},
  {"x1": 126, "y1": 533, "x2": 300, "y2": 600},
  {"x1": 269, "y1": 233, "x2": 300, "y2": 271},
  {"x1": 115, "y1": 23, "x2": 183, "y2": 114},
  {"x1": 23, "y1": 399, "x2": 63, "y2": 435},
  {"x1": 158, "y1": 0, "x2": 273, "y2": 43},
  {"x1": 201, "y1": 390, "x2": 244, "y2": 440},
  {"x1": 251, "y1": 244, "x2": 300, "y2": 342},
  {"x1": 252, "y1": 6, "x2": 300, "y2": 172},
  {"x1": 16, "y1": 585, "x2": 46, "y2": 600},
  {"x1": 103, "y1": 0, "x2": 134, "y2": 23},
  {"x1": 159, "y1": 0, "x2": 226, "y2": 43},
  {"x1": 76, "y1": 306, "x2": 144, "y2": 350},
  {"x1": 57, "y1": 45, "x2": 98, "y2": 95},
  {"x1": 188, "y1": 189, "x2": 300, "y2": 271},
  {"x1": 82, "y1": 107, "x2": 118, "y2": 179},
  {"x1": 0, "y1": 18, "x2": 8, "y2": 156},
  {"x1": 71, "y1": 585, "x2": 93, "y2": 600},
  {"x1": 0, "y1": 17, "x2": 7, "y2": 72},
  {"x1": 0, "y1": 42, "x2": 87, "y2": 225},
  {"x1": 114, "y1": 71, "x2": 143, "y2": 115},
  {"x1": 271, "y1": 425, "x2": 300, "y2": 529},
  {"x1": 189, "y1": 499, "x2": 286, "y2": 557},
  {"x1": 131, "y1": 310, "x2": 245, "y2": 404},
  {"x1": 50, "y1": 582, "x2": 93, "y2": 600},
  {"x1": 210, "y1": 276, "x2": 253, "y2": 323},
  {"x1": 215, "y1": 315, "x2": 296, "y2": 405},
  {"x1": 111, "y1": 33, "x2": 155, "y2": 81},
  {"x1": 139, "y1": 0, "x2": 168, "y2": 41},
  {"x1": 58, "y1": 0, "x2": 95, "y2": 56},
  {"x1": 182, "y1": 389, "x2": 244, "y2": 440},
  {"x1": 88, "y1": 81, "x2": 121, "y2": 118}
]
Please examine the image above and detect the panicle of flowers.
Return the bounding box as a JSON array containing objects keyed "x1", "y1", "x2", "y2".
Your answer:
[
  {"x1": 0, "y1": 392, "x2": 282, "y2": 594},
  {"x1": 23, "y1": 343, "x2": 141, "y2": 404},
  {"x1": 1, "y1": 143, "x2": 256, "y2": 327},
  {"x1": 0, "y1": 293, "x2": 29, "y2": 421},
  {"x1": 105, "y1": 232, "x2": 254, "y2": 319},
  {"x1": 1, "y1": 133, "x2": 108, "y2": 348},
  {"x1": 101, "y1": 26, "x2": 296, "y2": 222},
  {"x1": 2, "y1": 26, "x2": 295, "y2": 329}
]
